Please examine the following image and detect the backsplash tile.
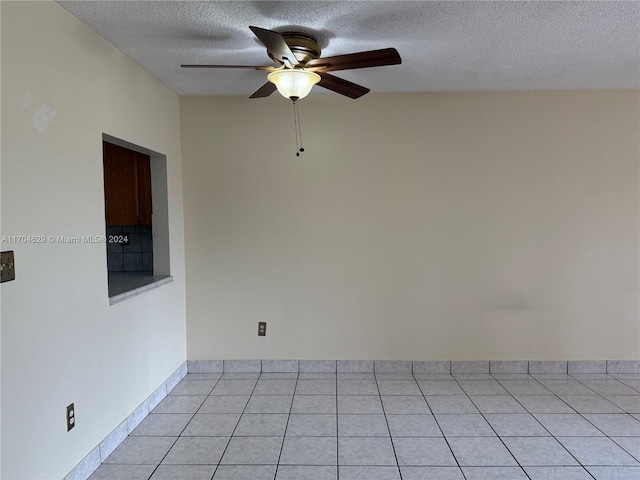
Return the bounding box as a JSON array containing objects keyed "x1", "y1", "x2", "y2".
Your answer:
[{"x1": 106, "y1": 225, "x2": 153, "y2": 273}]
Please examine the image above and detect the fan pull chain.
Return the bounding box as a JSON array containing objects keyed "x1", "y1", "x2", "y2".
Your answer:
[{"x1": 292, "y1": 100, "x2": 305, "y2": 156}]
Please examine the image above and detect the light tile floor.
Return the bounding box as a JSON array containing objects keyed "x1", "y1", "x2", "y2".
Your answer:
[{"x1": 89, "y1": 372, "x2": 640, "y2": 480}]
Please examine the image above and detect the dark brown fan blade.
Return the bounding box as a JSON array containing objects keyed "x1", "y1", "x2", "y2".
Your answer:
[
  {"x1": 317, "y1": 72, "x2": 370, "y2": 99},
  {"x1": 249, "y1": 81, "x2": 278, "y2": 99},
  {"x1": 249, "y1": 26, "x2": 299, "y2": 65},
  {"x1": 308, "y1": 48, "x2": 401, "y2": 72},
  {"x1": 181, "y1": 64, "x2": 273, "y2": 71}
]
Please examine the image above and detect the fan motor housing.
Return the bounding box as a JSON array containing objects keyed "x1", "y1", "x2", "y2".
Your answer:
[{"x1": 269, "y1": 32, "x2": 321, "y2": 65}]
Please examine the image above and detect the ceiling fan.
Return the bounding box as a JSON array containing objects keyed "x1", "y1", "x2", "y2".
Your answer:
[{"x1": 181, "y1": 26, "x2": 402, "y2": 100}]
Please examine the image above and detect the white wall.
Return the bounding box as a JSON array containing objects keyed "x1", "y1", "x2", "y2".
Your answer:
[
  {"x1": 181, "y1": 90, "x2": 639, "y2": 362},
  {"x1": 1, "y1": 2, "x2": 186, "y2": 479}
]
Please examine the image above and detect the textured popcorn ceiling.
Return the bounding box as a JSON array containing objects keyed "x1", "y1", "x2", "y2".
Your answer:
[{"x1": 57, "y1": 1, "x2": 640, "y2": 96}]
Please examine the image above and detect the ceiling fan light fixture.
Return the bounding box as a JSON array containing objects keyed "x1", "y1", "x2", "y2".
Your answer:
[{"x1": 267, "y1": 69, "x2": 320, "y2": 101}]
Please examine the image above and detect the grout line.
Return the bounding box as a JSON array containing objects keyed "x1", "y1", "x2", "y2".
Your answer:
[
  {"x1": 336, "y1": 369, "x2": 340, "y2": 480},
  {"x1": 209, "y1": 374, "x2": 260, "y2": 479},
  {"x1": 144, "y1": 372, "x2": 222, "y2": 480},
  {"x1": 449, "y1": 374, "x2": 532, "y2": 480},
  {"x1": 490, "y1": 374, "x2": 597, "y2": 480},
  {"x1": 373, "y1": 373, "x2": 404, "y2": 479},
  {"x1": 414, "y1": 372, "x2": 468, "y2": 480},
  {"x1": 273, "y1": 371, "x2": 300, "y2": 480}
]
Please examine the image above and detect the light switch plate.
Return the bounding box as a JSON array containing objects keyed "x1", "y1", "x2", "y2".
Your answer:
[
  {"x1": 258, "y1": 322, "x2": 266, "y2": 336},
  {"x1": 1, "y1": 251, "x2": 15, "y2": 282}
]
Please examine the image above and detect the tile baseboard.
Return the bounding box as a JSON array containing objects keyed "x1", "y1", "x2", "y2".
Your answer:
[
  {"x1": 64, "y1": 361, "x2": 187, "y2": 480},
  {"x1": 186, "y1": 359, "x2": 639, "y2": 374}
]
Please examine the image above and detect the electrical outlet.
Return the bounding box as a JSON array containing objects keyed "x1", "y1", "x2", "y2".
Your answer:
[
  {"x1": 1, "y1": 251, "x2": 15, "y2": 283},
  {"x1": 258, "y1": 322, "x2": 267, "y2": 336},
  {"x1": 66, "y1": 403, "x2": 75, "y2": 431}
]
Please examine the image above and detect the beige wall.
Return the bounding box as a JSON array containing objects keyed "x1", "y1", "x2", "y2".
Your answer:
[
  {"x1": 181, "y1": 90, "x2": 639, "y2": 362},
  {"x1": 1, "y1": 2, "x2": 186, "y2": 479}
]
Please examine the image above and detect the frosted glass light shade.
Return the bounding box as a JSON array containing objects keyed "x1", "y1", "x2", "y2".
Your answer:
[{"x1": 267, "y1": 69, "x2": 321, "y2": 100}]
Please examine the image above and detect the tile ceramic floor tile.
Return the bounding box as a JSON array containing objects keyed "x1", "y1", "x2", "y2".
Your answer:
[
  {"x1": 606, "y1": 396, "x2": 640, "y2": 413},
  {"x1": 435, "y1": 414, "x2": 495, "y2": 437},
  {"x1": 583, "y1": 414, "x2": 640, "y2": 436},
  {"x1": 234, "y1": 413, "x2": 288, "y2": 436},
  {"x1": 162, "y1": 436, "x2": 229, "y2": 465},
  {"x1": 299, "y1": 373, "x2": 338, "y2": 379},
  {"x1": 338, "y1": 395, "x2": 384, "y2": 414},
  {"x1": 559, "y1": 395, "x2": 625, "y2": 414},
  {"x1": 259, "y1": 372, "x2": 298, "y2": 379},
  {"x1": 169, "y1": 380, "x2": 217, "y2": 396},
  {"x1": 210, "y1": 380, "x2": 257, "y2": 396},
  {"x1": 198, "y1": 395, "x2": 249, "y2": 414},
  {"x1": 381, "y1": 395, "x2": 431, "y2": 414},
  {"x1": 286, "y1": 414, "x2": 337, "y2": 436},
  {"x1": 244, "y1": 395, "x2": 293, "y2": 413},
  {"x1": 338, "y1": 414, "x2": 390, "y2": 436},
  {"x1": 580, "y1": 380, "x2": 639, "y2": 396},
  {"x1": 152, "y1": 395, "x2": 206, "y2": 414},
  {"x1": 611, "y1": 437, "x2": 640, "y2": 461},
  {"x1": 457, "y1": 380, "x2": 509, "y2": 396},
  {"x1": 219, "y1": 436, "x2": 283, "y2": 464},
  {"x1": 557, "y1": 437, "x2": 640, "y2": 466},
  {"x1": 337, "y1": 379, "x2": 380, "y2": 395},
  {"x1": 418, "y1": 381, "x2": 465, "y2": 396},
  {"x1": 447, "y1": 437, "x2": 518, "y2": 466},
  {"x1": 295, "y1": 379, "x2": 337, "y2": 395},
  {"x1": 103, "y1": 436, "x2": 176, "y2": 464},
  {"x1": 523, "y1": 466, "x2": 593, "y2": 480},
  {"x1": 181, "y1": 413, "x2": 240, "y2": 437},
  {"x1": 253, "y1": 379, "x2": 297, "y2": 395},
  {"x1": 453, "y1": 374, "x2": 494, "y2": 380},
  {"x1": 377, "y1": 379, "x2": 422, "y2": 395},
  {"x1": 130, "y1": 413, "x2": 192, "y2": 436},
  {"x1": 536, "y1": 379, "x2": 597, "y2": 396},
  {"x1": 339, "y1": 465, "x2": 400, "y2": 479},
  {"x1": 338, "y1": 437, "x2": 397, "y2": 465},
  {"x1": 291, "y1": 394, "x2": 336, "y2": 414},
  {"x1": 514, "y1": 395, "x2": 575, "y2": 414},
  {"x1": 484, "y1": 414, "x2": 550, "y2": 436},
  {"x1": 393, "y1": 437, "x2": 457, "y2": 466},
  {"x1": 279, "y1": 436, "x2": 337, "y2": 465},
  {"x1": 501, "y1": 437, "x2": 578, "y2": 466},
  {"x1": 386, "y1": 414, "x2": 442, "y2": 437},
  {"x1": 150, "y1": 465, "x2": 216, "y2": 480},
  {"x1": 620, "y1": 379, "x2": 640, "y2": 391},
  {"x1": 212, "y1": 465, "x2": 276, "y2": 479},
  {"x1": 469, "y1": 396, "x2": 527, "y2": 414},
  {"x1": 461, "y1": 466, "x2": 528, "y2": 479},
  {"x1": 275, "y1": 465, "x2": 337, "y2": 479},
  {"x1": 88, "y1": 465, "x2": 156, "y2": 480},
  {"x1": 586, "y1": 466, "x2": 640, "y2": 480},
  {"x1": 426, "y1": 396, "x2": 479, "y2": 414},
  {"x1": 219, "y1": 373, "x2": 260, "y2": 380},
  {"x1": 497, "y1": 380, "x2": 552, "y2": 395},
  {"x1": 376, "y1": 373, "x2": 416, "y2": 380},
  {"x1": 413, "y1": 374, "x2": 455, "y2": 381},
  {"x1": 533, "y1": 413, "x2": 604, "y2": 436},
  {"x1": 400, "y1": 466, "x2": 465, "y2": 479}
]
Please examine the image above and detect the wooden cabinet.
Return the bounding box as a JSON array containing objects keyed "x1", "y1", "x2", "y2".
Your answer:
[{"x1": 103, "y1": 141, "x2": 152, "y2": 226}]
